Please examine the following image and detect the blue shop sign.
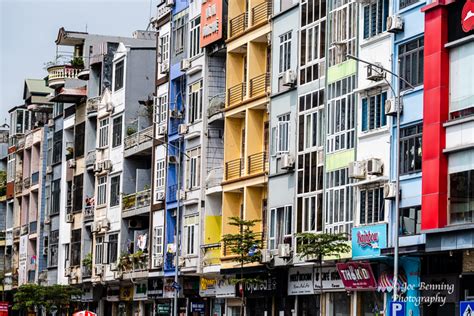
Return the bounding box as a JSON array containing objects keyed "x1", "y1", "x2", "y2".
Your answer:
[
  {"x1": 460, "y1": 301, "x2": 474, "y2": 316},
  {"x1": 352, "y1": 223, "x2": 387, "y2": 259}
]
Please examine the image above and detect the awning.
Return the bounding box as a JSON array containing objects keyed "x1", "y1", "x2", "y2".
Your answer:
[
  {"x1": 72, "y1": 311, "x2": 97, "y2": 316},
  {"x1": 377, "y1": 270, "x2": 407, "y2": 293}
]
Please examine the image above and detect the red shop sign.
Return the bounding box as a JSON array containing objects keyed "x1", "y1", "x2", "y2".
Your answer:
[{"x1": 336, "y1": 262, "x2": 377, "y2": 291}]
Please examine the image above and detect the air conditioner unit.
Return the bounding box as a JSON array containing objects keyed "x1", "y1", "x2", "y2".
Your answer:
[
  {"x1": 280, "y1": 154, "x2": 295, "y2": 170},
  {"x1": 385, "y1": 98, "x2": 401, "y2": 116},
  {"x1": 91, "y1": 222, "x2": 101, "y2": 233},
  {"x1": 106, "y1": 102, "x2": 114, "y2": 113},
  {"x1": 178, "y1": 189, "x2": 186, "y2": 200},
  {"x1": 67, "y1": 159, "x2": 76, "y2": 169},
  {"x1": 166, "y1": 0, "x2": 174, "y2": 7},
  {"x1": 46, "y1": 166, "x2": 53, "y2": 174},
  {"x1": 170, "y1": 109, "x2": 182, "y2": 119},
  {"x1": 260, "y1": 249, "x2": 273, "y2": 263},
  {"x1": 387, "y1": 15, "x2": 404, "y2": 33},
  {"x1": 348, "y1": 161, "x2": 366, "y2": 179},
  {"x1": 110, "y1": 262, "x2": 118, "y2": 271},
  {"x1": 282, "y1": 69, "x2": 297, "y2": 86},
  {"x1": 180, "y1": 58, "x2": 191, "y2": 72},
  {"x1": 366, "y1": 63, "x2": 385, "y2": 81},
  {"x1": 366, "y1": 158, "x2": 383, "y2": 175},
  {"x1": 48, "y1": 119, "x2": 54, "y2": 127},
  {"x1": 128, "y1": 219, "x2": 143, "y2": 230},
  {"x1": 42, "y1": 247, "x2": 48, "y2": 256},
  {"x1": 178, "y1": 257, "x2": 185, "y2": 267},
  {"x1": 158, "y1": 125, "x2": 167, "y2": 135},
  {"x1": 160, "y1": 61, "x2": 169, "y2": 74},
  {"x1": 95, "y1": 264, "x2": 104, "y2": 276},
  {"x1": 383, "y1": 182, "x2": 398, "y2": 200},
  {"x1": 178, "y1": 124, "x2": 188, "y2": 135},
  {"x1": 94, "y1": 162, "x2": 103, "y2": 173},
  {"x1": 277, "y1": 244, "x2": 291, "y2": 258},
  {"x1": 102, "y1": 160, "x2": 113, "y2": 172},
  {"x1": 66, "y1": 213, "x2": 74, "y2": 223},
  {"x1": 156, "y1": 190, "x2": 165, "y2": 201},
  {"x1": 101, "y1": 219, "x2": 110, "y2": 231}
]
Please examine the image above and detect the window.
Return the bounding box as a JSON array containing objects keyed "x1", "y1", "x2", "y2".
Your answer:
[
  {"x1": 297, "y1": 154, "x2": 324, "y2": 195},
  {"x1": 47, "y1": 134, "x2": 53, "y2": 166},
  {"x1": 152, "y1": 226, "x2": 164, "y2": 267},
  {"x1": 400, "y1": 205, "x2": 421, "y2": 235},
  {"x1": 70, "y1": 229, "x2": 81, "y2": 266},
  {"x1": 189, "y1": 17, "x2": 202, "y2": 58},
  {"x1": 399, "y1": 37, "x2": 424, "y2": 91},
  {"x1": 51, "y1": 179, "x2": 60, "y2": 215},
  {"x1": 271, "y1": 114, "x2": 290, "y2": 155},
  {"x1": 301, "y1": 195, "x2": 323, "y2": 232},
  {"x1": 400, "y1": 0, "x2": 418, "y2": 10},
  {"x1": 449, "y1": 41, "x2": 474, "y2": 119},
  {"x1": 186, "y1": 147, "x2": 201, "y2": 190},
  {"x1": 184, "y1": 216, "x2": 198, "y2": 255},
  {"x1": 64, "y1": 243, "x2": 70, "y2": 267},
  {"x1": 188, "y1": 80, "x2": 203, "y2": 124},
  {"x1": 7, "y1": 154, "x2": 15, "y2": 182},
  {"x1": 48, "y1": 230, "x2": 59, "y2": 267},
  {"x1": 300, "y1": 21, "x2": 326, "y2": 84},
  {"x1": 449, "y1": 169, "x2": 474, "y2": 225},
  {"x1": 155, "y1": 159, "x2": 166, "y2": 189},
  {"x1": 74, "y1": 122, "x2": 85, "y2": 157},
  {"x1": 298, "y1": 90, "x2": 325, "y2": 151},
  {"x1": 174, "y1": 16, "x2": 186, "y2": 54},
  {"x1": 107, "y1": 234, "x2": 119, "y2": 264},
  {"x1": 155, "y1": 94, "x2": 168, "y2": 125},
  {"x1": 359, "y1": 186, "x2": 385, "y2": 225},
  {"x1": 53, "y1": 103, "x2": 64, "y2": 117},
  {"x1": 99, "y1": 118, "x2": 109, "y2": 148},
  {"x1": 279, "y1": 32, "x2": 292, "y2": 73},
  {"x1": 159, "y1": 34, "x2": 169, "y2": 63},
  {"x1": 269, "y1": 206, "x2": 292, "y2": 249},
  {"x1": 327, "y1": 2, "x2": 357, "y2": 67},
  {"x1": 95, "y1": 236, "x2": 104, "y2": 264},
  {"x1": 363, "y1": 0, "x2": 388, "y2": 39},
  {"x1": 97, "y1": 175, "x2": 107, "y2": 205},
  {"x1": 114, "y1": 60, "x2": 124, "y2": 91},
  {"x1": 110, "y1": 175, "x2": 121, "y2": 207},
  {"x1": 324, "y1": 168, "x2": 354, "y2": 235},
  {"x1": 52, "y1": 130, "x2": 62, "y2": 164},
  {"x1": 400, "y1": 124, "x2": 423, "y2": 175},
  {"x1": 112, "y1": 116, "x2": 122, "y2": 148},
  {"x1": 73, "y1": 174, "x2": 83, "y2": 212},
  {"x1": 361, "y1": 92, "x2": 387, "y2": 132}
]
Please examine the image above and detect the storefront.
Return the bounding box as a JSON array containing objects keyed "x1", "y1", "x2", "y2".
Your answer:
[{"x1": 199, "y1": 275, "x2": 236, "y2": 316}]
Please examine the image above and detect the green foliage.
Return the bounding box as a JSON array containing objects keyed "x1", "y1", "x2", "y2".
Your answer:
[
  {"x1": 221, "y1": 217, "x2": 263, "y2": 265},
  {"x1": 126, "y1": 126, "x2": 137, "y2": 136},
  {"x1": 82, "y1": 253, "x2": 93, "y2": 270},
  {"x1": 295, "y1": 232, "x2": 351, "y2": 260},
  {"x1": 0, "y1": 170, "x2": 6, "y2": 197},
  {"x1": 70, "y1": 57, "x2": 84, "y2": 69},
  {"x1": 13, "y1": 284, "x2": 82, "y2": 312}
]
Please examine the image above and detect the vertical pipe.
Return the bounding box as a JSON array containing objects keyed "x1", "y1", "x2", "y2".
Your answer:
[{"x1": 393, "y1": 58, "x2": 401, "y2": 302}]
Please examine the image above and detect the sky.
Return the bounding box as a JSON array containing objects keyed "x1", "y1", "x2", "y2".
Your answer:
[{"x1": 0, "y1": 0, "x2": 156, "y2": 125}]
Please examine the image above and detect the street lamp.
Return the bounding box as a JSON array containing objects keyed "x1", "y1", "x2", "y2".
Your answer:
[{"x1": 346, "y1": 54, "x2": 414, "y2": 301}]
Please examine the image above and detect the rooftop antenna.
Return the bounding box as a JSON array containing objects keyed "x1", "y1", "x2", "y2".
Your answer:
[{"x1": 85, "y1": 24, "x2": 88, "y2": 32}]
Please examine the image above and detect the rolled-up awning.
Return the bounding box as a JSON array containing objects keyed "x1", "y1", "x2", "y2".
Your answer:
[{"x1": 377, "y1": 270, "x2": 408, "y2": 293}]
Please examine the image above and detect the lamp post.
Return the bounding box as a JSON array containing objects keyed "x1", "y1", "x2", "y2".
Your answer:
[{"x1": 346, "y1": 54, "x2": 414, "y2": 301}]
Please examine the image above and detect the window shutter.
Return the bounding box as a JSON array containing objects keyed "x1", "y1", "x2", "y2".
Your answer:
[
  {"x1": 362, "y1": 98, "x2": 368, "y2": 131},
  {"x1": 381, "y1": 92, "x2": 387, "y2": 127},
  {"x1": 363, "y1": 6, "x2": 370, "y2": 39},
  {"x1": 185, "y1": 157, "x2": 190, "y2": 190},
  {"x1": 271, "y1": 126, "x2": 277, "y2": 156}
]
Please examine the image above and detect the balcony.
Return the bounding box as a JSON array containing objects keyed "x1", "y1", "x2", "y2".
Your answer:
[
  {"x1": 227, "y1": 82, "x2": 246, "y2": 107},
  {"x1": 167, "y1": 184, "x2": 178, "y2": 202},
  {"x1": 85, "y1": 150, "x2": 96, "y2": 170},
  {"x1": 229, "y1": 12, "x2": 248, "y2": 38},
  {"x1": 122, "y1": 189, "x2": 151, "y2": 218},
  {"x1": 248, "y1": 151, "x2": 268, "y2": 174},
  {"x1": 201, "y1": 243, "x2": 221, "y2": 268},
  {"x1": 119, "y1": 252, "x2": 149, "y2": 279},
  {"x1": 47, "y1": 65, "x2": 81, "y2": 89},
  {"x1": 124, "y1": 126, "x2": 153, "y2": 157},
  {"x1": 225, "y1": 158, "x2": 244, "y2": 181},
  {"x1": 84, "y1": 205, "x2": 94, "y2": 222},
  {"x1": 86, "y1": 96, "x2": 101, "y2": 118},
  {"x1": 249, "y1": 73, "x2": 270, "y2": 98},
  {"x1": 251, "y1": 0, "x2": 272, "y2": 26}
]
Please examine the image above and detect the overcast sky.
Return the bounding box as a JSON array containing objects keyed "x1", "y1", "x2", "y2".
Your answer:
[{"x1": 0, "y1": 0, "x2": 156, "y2": 125}]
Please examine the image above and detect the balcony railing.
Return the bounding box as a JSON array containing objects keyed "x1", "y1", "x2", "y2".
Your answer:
[
  {"x1": 124, "y1": 126, "x2": 153, "y2": 151},
  {"x1": 47, "y1": 65, "x2": 81, "y2": 88},
  {"x1": 82, "y1": 266, "x2": 92, "y2": 279},
  {"x1": 122, "y1": 189, "x2": 151, "y2": 211},
  {"x1": 167, "y1": 184, "x2": 178, "y2": 202},
  {"x1": 249, "y1": 73, "x2": 270, "y2": 98},
  {"x1": 86, "y1": 96, "x2": 101, "y2": 115},
  {"x1": 252, "y1": 0, "x2": 272, "y2": 26},
  {"x1": 85, "y1": 150, "x2": 96, "y2": 167},
  {"x1": 225, "y1": 158, "x2": 244, "y2": 180},
  {"x1": 84, "y1": 205, "x2": 94, "y2": 221},
  {"x1": 119, "y1": 252, "x2": 149, "y2": 273},
  {"x1": 228, "y1": 82, "x2": 246, "y2": 106},
  {"x1": 229, "y1": 12, "x2": 248, "y2": 38},
  {"x1": 248, "y1": 151, "x2": 268, "y2": 174},
  {"x1": 31, "y1": 172, "x2": 39, "y2": 186}
]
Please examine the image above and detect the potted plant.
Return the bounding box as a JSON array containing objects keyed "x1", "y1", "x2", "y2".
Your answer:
[
  {"x1": 127, "y1": 126, "x2": 137, "y2": 136},
  {"x1": 82, "y1": 253, "x2": 92, "y2": 272},
  {"x1": 70, "y1": 57, "x2": 84, "y2": 69}
]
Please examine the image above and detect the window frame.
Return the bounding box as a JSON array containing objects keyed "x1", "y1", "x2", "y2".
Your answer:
[
  {"x1": 362, "y1": 0, "x2": 388, "y2": 39},
  {"x1": 188, "y1": 80, "x2": 203, "y2": 124},
  {"x1": 109, "y1": 174, "x2": 121, "y2": 207},
  {"x1": 399, "y1": 123, "x2": 423, "y2": 175},
  {"x1": 268, "y1": 205, "x2": 293, "y2": 250},
  {"x1": 361, "y1": 91, "x2": 387, "y2": 132},
  {"x1": 98, "y1": 118, "x2": 109, "y2": 148},
  {"x1": 186, "y1": 147, "x2": 201, "y2": 190},
  {"x1": 97, "y1": 175, "x2": 107, "y2": 206},
  {"x1": 152, "y1": 225, "x2": 164, "y2": 267},
  {"x1": 359, "y1": 186, "x2": 385, "y2": 225},
  {"x1": 113, "y1": 59, "x2": 125, "y2": 92},
  {"x1": 112, "y1": 115, "x2": 123, "y2": 148},
  {"x1": 189, "y1": 17, "x2": 202, "y2": 58},
  {"x1": 279, "y1": 31, "x2": 292, "y2": 74},
  {"x1": 399, "y1": 37, "x2": 424, "y2": 92}
]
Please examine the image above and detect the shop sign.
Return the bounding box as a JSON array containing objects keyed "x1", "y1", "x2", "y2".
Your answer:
[
  {"x1": 120, "y1": 285, "x2": 134, "y2": 301},
  {"x1": 19, "y1": 235, "x2": 28, "y2": 285},
  {"x1": 0, "y1": 301, "x2": 8, "y2": 316},
  {"x1": 390, "y1": 301, "x2": 406, "y2": 316},
  {"x1": 191, "y1": 302, "x2": 205, "y2": 313},
  {"x1": 288, "y1": 267, "x2": 314, "y2": 295},
  {"x1": 460, "y1": 301, "x2": 474, "y2": 316},
  {"x1": 133, "y1": 281, "x2": 147, "y2": 301},
  {"x1": 157, "y1": 304, "x2": 171, "y2": 314},
  {"x1": 448, "y1": 0, "x2": 474, "y2": 42},
  {"x1": 352, "y1": 224, "x2": 387, "y2": 259},
  {"x1": 106, "y1": 286, "x2": 120, "y2": 302},
  {"x1": 336, "y1": 262, "x2": 377, "y2": 290},
  {"x1": 314, "y1": 267, "x2": 344, "y2": 292},
  {"x1": 148, "y1": 278, "x2": 164, "y2": 299},
  {"x1": 81, "y1": 285, "x2": 93, "y2": 302},
  {"x1": 199, "y1": 276, "x2": 236, "y2": 298},
  {"x1": 244, "y1": 276, "x2": 278, "y2": 297},
  {"x1": 163, "y1": 278, "x2": 176, "y2": 298},
  {"x1": 200, "y1": 0, "x2": 223, "y2": 47}
]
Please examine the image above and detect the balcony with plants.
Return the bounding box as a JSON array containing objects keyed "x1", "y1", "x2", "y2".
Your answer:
[
  {"x1": 117, "y1": 250, "x2": 149, "y2": 279},
  {"x1": 46, "y1": 57, "x2": 84, "y2": 89}
]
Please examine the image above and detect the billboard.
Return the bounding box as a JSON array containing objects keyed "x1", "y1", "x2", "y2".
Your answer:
[
  {"x1": 352, "y1": 224, "x2": 387, "y2": 259},
  {"x1": 200, "y1": 0, "x2": 223, "y2": 47},
  {"x1": 336, "y1": 262, "x2": 377, "y2": 291}
]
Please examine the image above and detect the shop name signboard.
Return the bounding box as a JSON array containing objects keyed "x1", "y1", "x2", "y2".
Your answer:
[
  {"x1": 314, "y1": 267, "x2": 344, "y2": 292},
  {"x1": 200, "y1": 0, "x2": 223, "y2": 47},
  {"x1": 288, "y1": 267, "x2": 344, "y2": 295},
  {"x1": 352, "y1": 224, "x2": 387, "y2": 259},
  {"x1": 199, "y1": 276, "x2": 236, "y2": 298},
  {"x1": 133, "y1": 281, "x2": 148, "y2": 301},
  {"x1": 448, "y1": 0, "x2": 474, "y2": 42},
  {"x1": 148, "y1": 278, "x2": 164, "y2": 299},
  {"x1": 336, "y1": 262, "x2": 377, "y2": 291},
  {"x1": 244, "y1": 276, "x2": 278, "y2": 296}
]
